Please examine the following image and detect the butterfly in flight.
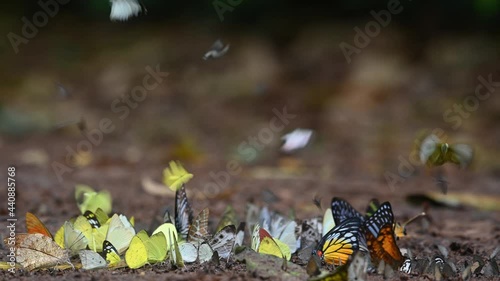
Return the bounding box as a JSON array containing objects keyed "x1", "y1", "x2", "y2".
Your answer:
[{"x1": 313, "y1": 217, "x2": 368, "y2": 265}]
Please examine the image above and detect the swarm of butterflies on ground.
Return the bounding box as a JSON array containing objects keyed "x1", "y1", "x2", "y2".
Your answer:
[{"x1": 3, "y1": 134, "x2": 498, "y2": 279}]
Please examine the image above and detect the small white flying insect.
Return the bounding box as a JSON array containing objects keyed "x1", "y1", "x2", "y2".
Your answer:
[
  {"x1": 203, "y1": 40, "x2": 230, "y2": 60},
  {"x1": 109, "y1": 0, "x2": 143, "y2": 21},
  {"x1": 281, "y1": 128, "x2": 313, "y2": 152}
]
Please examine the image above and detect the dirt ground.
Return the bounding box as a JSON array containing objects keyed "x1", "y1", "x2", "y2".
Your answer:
[{"x1": 1, "y1": 23, "x2": 500, "y2": 280}]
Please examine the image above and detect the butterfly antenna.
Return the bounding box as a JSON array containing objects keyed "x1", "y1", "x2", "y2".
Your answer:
[{"x1": 402, "y1": 212, "x2": 427, "y2": 228}]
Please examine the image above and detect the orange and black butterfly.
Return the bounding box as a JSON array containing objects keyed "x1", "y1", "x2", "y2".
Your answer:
[
  {"x1": 363, "y1": 202, "x2": 403, "y2": 269},
  {"x1": 26, "y1": 212, "x2": 53, "y2": 239},
  {"x1": 313, "y1": 217, "x2": 368, "y2": 265}
]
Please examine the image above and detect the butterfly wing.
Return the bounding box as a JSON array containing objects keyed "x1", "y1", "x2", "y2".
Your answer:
[
  {"x1": 79, "y1": 250, "x2": 107, "y2": 270},
  {"x1": 188, "y1": 208, "x2": 209, "y2": 244},
  {"x1": 331, "y1": 197, "x2": 364, "y2": 226},
  {"x1": 314, "y1": 217, "x2": 367, "y2": 265},
  {"x1": 449, "y1": 144, "x2": 473, "y2": 168},
  {"x1": 26, "y1": 212, "x2": 53, "y2": 239},
  {"x1": 419, "y1": 134, "x2": 440, "y2": 165},
  {"x1": 175, "y1": 184, "x2": 193, "y2": 240},
  {"x1": 63, "y1": 221, "x2": 88, "y2": 256},
  {"x1": 106, "y1": 214, "x2": 136, "y2": 255},
  {"x1": 209, "y1": 225, "x2": 236, "y2": 259},
  {"x1": 363, "y1": 202, "x2": 403, "y2": 269},
  {"x1": 365, "y1": 224, "x2": 403, "y2": 269},
  {"x1": 363, "y1": 202, "x2": 394, "y2": 238}
]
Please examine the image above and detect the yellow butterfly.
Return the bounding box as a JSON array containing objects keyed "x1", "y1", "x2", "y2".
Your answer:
[
  {"x1": 162, "y1": 161, "x2": 194, "y2": 191},
  {"x1": 73, "y1": 211, "x2": 109, "y2": 252},
  {"x1": 102, "y1": 240, "x2": 121, "y2": 266},
  {"x1": 75, "y1": 185, "x2": 112, "y2": 215},
  {"x1": 152, "y1": 222, "x2": 178, "y2": 252},
  {"x1": 125, "y1": 230, "x2": 167, "y2": 269},
  {"x1": 251, "y1": 224, "x2": 291, "y2": 260}
]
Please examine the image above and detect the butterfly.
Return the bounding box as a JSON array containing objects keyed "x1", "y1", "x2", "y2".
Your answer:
[
  {"x1": 208, "y1": 225, "x2": 236, "y2": 260},
  {"x1": 75, "y1": 185, "x2": 112, "y2": 215},
  {"x1": 102, "y1": 240, "x2": 121, "y2": 266},
  {"x1": 152, "y1": 222, "x2": 178, "y2": 252},
  {"x1": 175, "y1": 184, "x2": 193, "y2": 240},
  {"x1": 109, "y1": 0, "x2": 144, "y2": 21},
  {"x1": 163, "y1": 161, "x2": 194, "y2": 191},
  {"x1": 26, "y1": 212, "x2": 53, "y2": 239},
  {"x1": 313, "y1": 217, "x2": 368, "y2": 265},
  {"x1": 331, "y1": 197, "x2": 365, "y2": 226},
  {"x1": 203, "y1": 39, "x2": 230, "y2": 60},
  {"x1": 188, "y1": 208, "x2": 209, "y2": 244},
  {"x1": 55, "y1": 221, "x2": 88, "y2": 257},
  {"x1": 79, "y1": 249, "x2": 107, "y2": 270},
  {"x1": 73, "y1": 211, "x2": 109, "y2": 252},
  {"x1": 259, "y1": 206, "x2": 299, "y2": 253},
  {"x1": 419, "y1": 134, "x2": 473, "y2": 168},
  {"x1": 252, "y1": 224, "x2": 291, "y2": 260},
  {"x1": 363, "y1": 202, "x2": 403, "y2": 269},
  {"x1": 124, "y1": 230, "x2": 167, "y2": 269},
  {"x1": 179, "y1": 224, "x2": 236, "y2": 263},
  {"x1": 216, "y1": 205, "x2": 238, "y2": 233},
  {"x1": 105, "y1": 214, "x2": 135, "y2": 255},
  {"x1": 13, "y1": 233, "x2": 72, "y2": 270},
  {"x1": 366, "y1": 198, "x2": 427, "y2": 239},
  {"x1": 280, "y1": 128, "x2": 313, "y2": 152},
  {"x1": 322, "y1": 208, "x2": 335, "y2": 236},
  {"x1": 179, "y1": 241, "x2": 213, "y2": 263}
]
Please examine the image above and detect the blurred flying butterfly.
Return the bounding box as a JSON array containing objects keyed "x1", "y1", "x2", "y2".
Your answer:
[
  {"x1": 203, "y1": 39, "x2": 230, "y2": 60},
  {"x1": 313, "y1": 217, "x2": 368, "y2": 265},
  {"x1": 280, "y1": 128, "x2": 313, "y2": 153},
  {"x1": 363, "y1": 202, "x2": 403, "y2": 269},
  {"x1": 109, "y1": 0, "x2": 145, "y2": 21},
  {"x1": 419, "y1": 134, "x2": 473, "y2": 168},
  {"x1": 175, "y1": 184, "x2": 193, "y2": 240}
]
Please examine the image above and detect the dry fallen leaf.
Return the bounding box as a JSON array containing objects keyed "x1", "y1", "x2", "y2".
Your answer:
[{"x1": 15, "y1": 233, "x2": 71, "y2": 270}]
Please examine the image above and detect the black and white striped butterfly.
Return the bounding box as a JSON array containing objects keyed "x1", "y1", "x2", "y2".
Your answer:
[{"x1": 175, "y1": 184, "x2": 193, "y2": 240}]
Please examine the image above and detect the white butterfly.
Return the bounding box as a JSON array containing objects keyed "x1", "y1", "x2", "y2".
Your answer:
[
  {"x1": 179, "y1": 225, "x2": 236, "y2": 263},
  {"x1": 281, "y1": 129, "x2": 313, "y2": 152},
  {"x1": 203, "y1": 40, "x2": 230, "y2": 60},
  {"x1": 106, "y1": 214, "x2": 136, "y2": 255},
  {"x1": 79, "y1": 250, "x2": 107, "y2": 270},
  {"x1": 63, "y1": 221, "x2": 88, "y2": 257},
  {"x1": 322, "y1": 207, "x2": 334, "y2": 236},
  {"x1": 109, "y1": 0, "x2": 143, "y2": 21}
]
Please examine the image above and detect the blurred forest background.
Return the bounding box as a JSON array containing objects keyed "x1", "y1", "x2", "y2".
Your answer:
[{"x1": 0, "y1": 0, "x2": 499, "y2": 202}]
